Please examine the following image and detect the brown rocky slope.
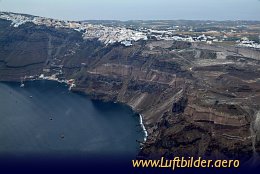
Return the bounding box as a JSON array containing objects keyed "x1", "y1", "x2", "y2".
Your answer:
[{"x1": 0, "y1": 19, "x2": 260, "y2": 164}]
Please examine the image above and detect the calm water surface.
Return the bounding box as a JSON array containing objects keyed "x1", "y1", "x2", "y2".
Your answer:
[{"x1": 0, "y1": 80, "x2": 144, "y2": 159}]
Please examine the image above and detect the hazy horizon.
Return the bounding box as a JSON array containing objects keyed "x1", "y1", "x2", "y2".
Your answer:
[{"x1": 0, "y1": 0, "x2": 260, "y2": 21}]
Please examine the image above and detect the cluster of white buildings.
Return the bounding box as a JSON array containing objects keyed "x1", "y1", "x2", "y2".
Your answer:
[
  {"x1": 38, "y1": 74, "x2": 76, "y2": 90},
  {"x1": 147, "y1": 30, "x2": 220, "y2": 44},
  {"x1": 82, "y1": 24, "x2": 147, "y2": 45},
  {"x1": 1, "y1": 12, "x2": 259, "y2": 49},
  {"x1": 0, "y1": 12, "x2": 147, "y2": 46},
  {"x1": 236, "y1": 37, "x2": 260, "y2": 49}
]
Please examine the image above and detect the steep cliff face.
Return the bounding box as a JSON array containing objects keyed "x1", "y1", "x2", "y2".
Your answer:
[
  {"x1": 1, "y1": 19, "x2": 260, "y2": 163},
  {"x1": 0, "y1": 19, "x2": 84, "y2": 81}
]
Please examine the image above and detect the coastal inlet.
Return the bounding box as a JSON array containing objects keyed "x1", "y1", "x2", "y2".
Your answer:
[{"x1": 0, "y1": 80, "x2": 145, "y2": 158}]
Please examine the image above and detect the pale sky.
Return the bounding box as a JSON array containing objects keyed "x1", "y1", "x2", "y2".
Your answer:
[{"x1": 0, "y1": 0, "x2": 259, "y2": 21}]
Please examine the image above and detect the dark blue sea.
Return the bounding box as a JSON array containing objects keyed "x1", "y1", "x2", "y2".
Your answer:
[{"x1": 0, "y1": 80, "x2": 145, "y2": 173}]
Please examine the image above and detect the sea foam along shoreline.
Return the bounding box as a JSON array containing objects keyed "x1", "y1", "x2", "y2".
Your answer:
[{"x1": 139, "y1": 114, "x2": 148, "y2": 142}]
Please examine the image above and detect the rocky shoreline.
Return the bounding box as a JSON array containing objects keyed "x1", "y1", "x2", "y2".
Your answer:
[{"x1": 0, "y1": 16, "x2": 260, "y2": 165}]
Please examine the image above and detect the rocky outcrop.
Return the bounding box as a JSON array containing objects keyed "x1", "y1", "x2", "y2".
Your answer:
[{"x1": 0, "y1": 18, "x2": 260, "y2": 164}]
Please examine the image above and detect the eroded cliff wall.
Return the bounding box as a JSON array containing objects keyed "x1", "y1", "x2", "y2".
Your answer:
[{"x1": 1, "y1": 19, "x2": 260, "y2": 163}]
